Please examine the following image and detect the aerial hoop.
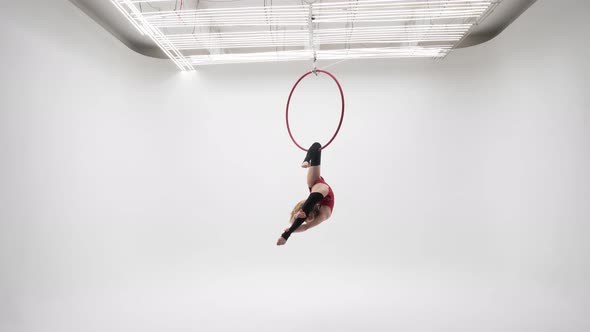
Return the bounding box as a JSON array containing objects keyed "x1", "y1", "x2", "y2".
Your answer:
[{"x1": 285, "y1": 69, "x2": 345, "y2": 152}]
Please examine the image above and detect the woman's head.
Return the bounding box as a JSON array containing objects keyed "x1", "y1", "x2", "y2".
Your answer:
[{"x1": 290, "y1": 200, "x2": 320, "y2": 222}]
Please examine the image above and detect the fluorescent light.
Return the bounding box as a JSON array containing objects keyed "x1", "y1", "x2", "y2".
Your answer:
[
  {"x1": 189, "y1": 46, "x2": 453, "y2": 65},
  {"x1": 163, "y1": 24, "x2": 471, "y2": 50},
  {"x1": 110, "y1": 0, "x2": 498, "y2": 69},
  {"x1": 114, "y1": 0, "x2": 194, "y2": 70},
  {"x1": 138, "y1": 0, "x2": 491, "y2": 28}
]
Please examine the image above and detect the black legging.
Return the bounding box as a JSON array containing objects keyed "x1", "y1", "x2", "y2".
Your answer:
[{"x1": 303, "y1": 142, "x2": 322, "y2": 166}]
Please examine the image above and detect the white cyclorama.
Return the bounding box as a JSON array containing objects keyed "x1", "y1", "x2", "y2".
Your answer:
[
  {"x1": 2, "y1": 0, "x2": 590, "y2": 332},
  {"x1": 111, "y1": 0, "x2": 496, "y2": 69}
]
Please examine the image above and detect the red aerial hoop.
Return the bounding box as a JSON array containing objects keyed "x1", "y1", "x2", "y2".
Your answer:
[{"x1": 285, "y1": 69, "x2": 345, "y2": 152}]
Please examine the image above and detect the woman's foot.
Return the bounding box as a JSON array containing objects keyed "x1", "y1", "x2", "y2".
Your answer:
[{"x1": 301, "y1": 142, "x2": 322, "y2": 167}]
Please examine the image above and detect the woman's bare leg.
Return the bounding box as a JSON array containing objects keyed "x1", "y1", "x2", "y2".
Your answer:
[{"x1": 306, "y1": 165, "x2": 321, "y2": 188}]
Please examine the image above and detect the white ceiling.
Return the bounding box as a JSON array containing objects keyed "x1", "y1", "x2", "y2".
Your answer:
[{"x1": 69, "y1": 0, "x2": 537, "y2": 68}]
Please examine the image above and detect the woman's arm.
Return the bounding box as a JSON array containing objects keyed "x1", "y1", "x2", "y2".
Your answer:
[
  {"x1": 300, "y1": 216, "x2": 323, "y2": 231},
  {"x1": 299, "y1": 207, "x2": 330, "y2": 231},
  {"x1": 283, "y1": 206, "x2": 329, "y2": 234},
  {"x1": 277, "y1": 184, "x2": 331, "y2": 245},
  {"x1": 279, "y1": 192, "x2": 325, "y2": 242},
  {"x1": 296, "y1": 184, "x2": 330, "y2": 232},
  {"x1": 285, "y1": 212, "x2": 309, "y2": 233}
]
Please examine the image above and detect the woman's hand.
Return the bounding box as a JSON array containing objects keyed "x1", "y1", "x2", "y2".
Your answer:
[
  {"x1": 277, "y1": 237, "x2": 287, "y2": 246},
  {"x1": 296, "y1": 210, "x2": 307, "y2": 219}
]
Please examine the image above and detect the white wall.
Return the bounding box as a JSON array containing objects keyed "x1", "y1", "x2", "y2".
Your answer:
[{"x1": 1, "y1": 1, "x2": 589, "y2": 332}]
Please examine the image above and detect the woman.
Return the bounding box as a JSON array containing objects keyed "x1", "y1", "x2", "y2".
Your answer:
[{"x1": 277, "y1": 142, "x2": 335, "y2": 245}]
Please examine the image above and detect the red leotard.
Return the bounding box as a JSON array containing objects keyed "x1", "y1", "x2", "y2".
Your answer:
[{"x1": 308, "y1": 176, "x2": 335, "y2": 212}]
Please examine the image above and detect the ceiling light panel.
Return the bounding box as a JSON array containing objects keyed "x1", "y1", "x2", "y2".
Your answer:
[{"x1": 111, "y1": 0, "x2": 498, "y2": 70}]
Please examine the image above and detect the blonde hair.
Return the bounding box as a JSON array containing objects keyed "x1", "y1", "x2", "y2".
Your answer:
[{"x1": 290, "y1": 199, "x2": 320, "y2": 222}]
